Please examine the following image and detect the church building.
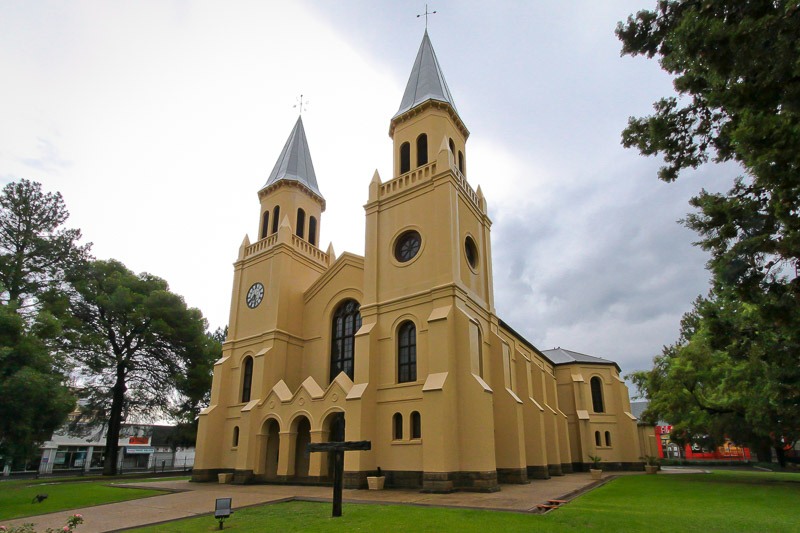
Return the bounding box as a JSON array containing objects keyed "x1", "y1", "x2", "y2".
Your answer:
[{"x1": 193, "y1": 31, "x2": 643, "y2": 492}]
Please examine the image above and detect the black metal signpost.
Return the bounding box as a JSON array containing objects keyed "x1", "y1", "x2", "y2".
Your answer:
[{"x1": 307, "y1": 440, "x2": 371, "y2": 517}]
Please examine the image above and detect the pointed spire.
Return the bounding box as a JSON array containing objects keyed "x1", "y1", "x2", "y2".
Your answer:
[
  {"x1": 394, "y1": 30, "x2": 458, "y2": 119},
  {"x1": 326, "y1": 242, "x2": 336, "y2": 263},
  {"x1": 262, "y1": 116, "x2": 323, "y2": 200}
]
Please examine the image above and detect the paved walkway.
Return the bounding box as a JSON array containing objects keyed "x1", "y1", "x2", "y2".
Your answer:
[{"x1": 4, "y1": 472, "x2": 639, "y2": 532}]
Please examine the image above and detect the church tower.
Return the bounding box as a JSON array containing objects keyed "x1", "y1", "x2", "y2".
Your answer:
[
  {"x1": 194, "y1": 116, "x2": 331, "y2": 480},
  {"x1": 344, "y1": 30, "x2": 502, "y2": 492}
]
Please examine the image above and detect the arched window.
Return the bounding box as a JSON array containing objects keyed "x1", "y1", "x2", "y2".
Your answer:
[
  {"x1": 605, "y1": 431, "x2": 612, "y2": 447},
  {"x1": 296, "y1": 208, "x2": 306, "y2": 239},
  {"x1": 411, "y1": 411, "x2": 421, "y2": 439},
  {"x1": 233, "y1": 426, "x2": 239, "y2": 447},
  {"x1": 595, "y1": 431, "x2": 601, "y2": 447},
  {"x1": 393, "y1": 413, "x2": 403, "y2": 440},
  {"x1": 309, "y1": 216, "x2": 317, "y2": 246},
  {"x1": 330, "y1": 300, "x2": 361, "y2": 382},
  {"x1": 590, "y1": 377, "x2": 605, "y2": 413},
  {"x1": 400, "y1": 142, "x2": 411, "y2": 174},
  {"x1": 261, "y1": 211, "x2": 269, "y2": 239},
  {"x1": 416, "y1": 134, "x2": 428, "y2": 166},
  {"x1": 241, "y1": 356, "x2": 253, "y2": 403},
  {"x1": 458, "y1": 151, "x2": 464, "y2": 173},
  {"x1": 271, "y1": 205, "x2": 280, "y2": 234},
  {"x1": 448, "y1": 138, "x2": 455, "y2": 155},
  {"x1": 398, "y1": 321, "x2": 417, "y2": 383}
]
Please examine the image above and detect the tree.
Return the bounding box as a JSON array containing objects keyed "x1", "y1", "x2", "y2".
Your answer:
[
  {"x1": 48, "y1": 259, "x2": 217, "y2": 475},
  {"x1": 618, "y1": 1, "x2": 800, "y2": 461},
  {"x1": 0, "y1": 179, "x2": 90, "y2": 309},
  {"x1": 169, "y1": 326, "x2": 224, "y2": 450},
  {"x1": 0, "y1": 300, "x2": 75, "y2": 468}
]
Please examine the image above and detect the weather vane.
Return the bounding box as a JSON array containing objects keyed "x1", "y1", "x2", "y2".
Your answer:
[
  {"x1": 417, "y1": 4, "x2": 437, "y2": 29},
  {"x1": 294, "y1": 94, "x2": 309, "y2": 116}
]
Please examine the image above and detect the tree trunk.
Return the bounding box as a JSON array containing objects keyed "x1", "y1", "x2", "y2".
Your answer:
[
  {"x1": 103, "y1": 366, "x2": 126, "y2": 476},
  {"x1": 754, "y1": 441, "x2": 772, "y2": 463}
]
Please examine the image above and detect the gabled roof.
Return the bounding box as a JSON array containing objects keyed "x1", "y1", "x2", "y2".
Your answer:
[
  {"x1": 262, "y1": 116, "x2": 323, "y2": 199},
  {"x1": 540, "y1": 347, "x2": 619, "y2": 370},
  {"x1": 393, "y1": 30, "x2": 459, "y2": 118}
]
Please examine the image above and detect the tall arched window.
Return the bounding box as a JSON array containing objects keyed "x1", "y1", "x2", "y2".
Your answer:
[
  {"x1": 309, "y1": 216, "x2": 317, "y2": 246},
  {"x1": 296, "y1": 208, "x2": 306, "y2": 239},
  {"x1": 590, "y1": 376, "x2": 605, "y2": 413},
  {"x1": 605, "y1": 431, "x2": 612, "y2": 447},
  {"x1": 393, "y1": 413, "x2": 403, "y2": 440},
  {"x1": 271, "y1": 205, "x2": 280, "y2": 234},
  {"x1": 400, "y1": 142, "x2": 411, "y2": 174},
  {"x1": 595, "y1": 431, "x2": 601, "y2": 447},
  {"x1": 398, "y1": 321, "x2": 417, "y2": 383},
  {"x1": 448, "y1": 138, "x2": 455, "y2": 156},
  {"x1": 416, "y1": 134, "x2": 428, "y2": 166},
  {"x1": 411, "y1": 411, "x2": 421, "y2": 439},
  {"x1": 458, "y1": 151, "x2": 464, "y2": 173},
  {"x1": 330, "y1": 299, "x2": 361, "y2": 382},
  {"x1": 241, "y1": 356, "x2": 253, "y2": 403},
  {"x1": 261, "y1": 211, "x2": 269, "y2": 239}
]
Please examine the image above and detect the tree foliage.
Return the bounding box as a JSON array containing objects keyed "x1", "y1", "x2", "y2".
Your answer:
[
  {"x1": 629, "y1": 288, "x2": 799, "y2": 460},
  {"x1": 0, "y1": 301, "x2": 74, "y2": 468},
  {"x1": 47, "y1": 259, "x2": 218, "y2": 475},
  {"x1": 619, "y1": 1, "x2": 800, "y2": 459},
  {"x1": 0, "y1": 179, "x2": 90, "y2": 308}
]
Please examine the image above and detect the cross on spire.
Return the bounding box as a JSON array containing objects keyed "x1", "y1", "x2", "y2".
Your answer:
[
  {"x1": 417, "y1": 4, "x2": 437, "y2": 29},
  {"x1": 294, "y1": 94, "x2": 309, "y2": 116}
]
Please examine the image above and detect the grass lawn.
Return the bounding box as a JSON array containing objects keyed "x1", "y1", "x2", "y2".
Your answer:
[
  {"x1": 127, "y1": 470, "x2": 800, "y2": 533},
  {"x1": 0, "y1": 478, "x2": 166, "y2": 521}
]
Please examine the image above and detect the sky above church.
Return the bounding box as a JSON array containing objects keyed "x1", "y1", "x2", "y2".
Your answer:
[{"x1": 0, "y1": 1, "x2": 735, "y2": 389}]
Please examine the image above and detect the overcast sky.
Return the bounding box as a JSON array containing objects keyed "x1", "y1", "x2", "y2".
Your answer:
[{"x1": 0, "y1": 1, "x2": 736, "y2": 386}]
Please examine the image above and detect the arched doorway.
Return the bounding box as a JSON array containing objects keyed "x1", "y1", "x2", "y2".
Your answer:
[
  {"x1": 264, "y1": 419, "x2": 280, "y2": 479},
  {"x1": 293, "y1": 416, "x2": 311, "y2": 479},
  {"x1": 322, "y1": 412, "x2": 345, "y2": 480}
]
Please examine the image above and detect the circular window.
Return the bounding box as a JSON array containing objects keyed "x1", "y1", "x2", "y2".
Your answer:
[
  {"x1": 394, "y1": 230, "x2": 421, "y2": 262},
  {"x1": 464, "y1": 236, "x2": 479, "y2": 269}
]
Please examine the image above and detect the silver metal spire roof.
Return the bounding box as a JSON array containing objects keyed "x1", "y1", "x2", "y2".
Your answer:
[
  {"x1": 394, "y1": 30, "x2": 458, "y2": 118},
  {"x1": 263, "y1": 116, "x2": 322, "y2": 199}
]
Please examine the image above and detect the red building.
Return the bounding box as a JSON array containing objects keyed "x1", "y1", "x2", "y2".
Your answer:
[{"x1": 655, "y1": 425, "x2": 751, "y2": 461}]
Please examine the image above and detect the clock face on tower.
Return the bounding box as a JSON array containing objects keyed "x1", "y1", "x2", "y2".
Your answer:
[{"x1": 246, "y1": 282, "x2": 264, "y2": 309}]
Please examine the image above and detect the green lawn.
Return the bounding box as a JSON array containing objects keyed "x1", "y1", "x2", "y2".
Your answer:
[
  {"x1": 127, "y1": 471, "x2": 800, "y2": 533},
  {"x1": 0, "y1": 478, "x2": 166, "y2": 521}
]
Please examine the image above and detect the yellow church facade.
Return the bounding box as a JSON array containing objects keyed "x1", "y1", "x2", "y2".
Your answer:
[{"x1": 193, "y1": 31, "x2": 643, "y2": 492}]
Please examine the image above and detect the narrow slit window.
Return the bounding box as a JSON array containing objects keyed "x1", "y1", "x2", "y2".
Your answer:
[
  {"x1": 393, "y1": 413, "x2": 403, "y2": 440},
  {"x1": 595, "y1": 431, "x2": 601, "y2": 447},
  {"x1": 411, "y1": 411, "x2": 421, "y2": 439},
  {"x1": 296, "y1": 208, "x2": 306, "y2": 239},
  {"x1": 241, "y1": 357, "x2": 253, "y2": 403},
  {"x1": 416, "y1": 134, "x2": 428, "y2": 166},
  {"x1": 233, "y1": 426, "x2": 239, "y2": 447},
  {"x1": 272, "y1": 205, "x2": 280, "y2": 234},
  {"x1": 309, "y1": 216, "x2": 317, "y2": 246},
  {"x1": 605, "y1": 431, "x2": 612, "y2": 447},
  {"x1": 261, "y1": 211, "x2": 269, "y2": 239},
  {"x1": 400, "y1": 142, "x2": 411, "y2": 174},
  {"x1": 590, "y1": 377, "x2": 605, "y2": 413}
]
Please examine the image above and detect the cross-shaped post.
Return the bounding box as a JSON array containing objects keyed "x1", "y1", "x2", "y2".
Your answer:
[{"x1": 307, "y1": 440, "x2": 372, "y2": 517}]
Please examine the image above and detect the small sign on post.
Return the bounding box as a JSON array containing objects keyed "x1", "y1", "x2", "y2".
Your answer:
[{"x1": 307, "y1": 440, "x2": 371, "y2": 517}]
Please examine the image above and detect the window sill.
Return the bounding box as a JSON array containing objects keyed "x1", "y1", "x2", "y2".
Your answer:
[{"x1": 391, "y1": 439, "x2": 422, "y2": 446}]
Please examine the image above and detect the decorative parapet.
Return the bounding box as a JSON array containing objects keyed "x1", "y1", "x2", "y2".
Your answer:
[
  {"x1": 245, "y1": 234, "x2": 277, "y2": 256},
  {"x1": 377, "y1": 158, "x2": 481, "y2": 213},
  {"x1": 242, "y1": 233, "x2": 330, "y2": 268},
  {"x1": 380, "y1": 161, "x2": 437, "y2": 199},
  {"x1": 451, "y1": 164, "x2": 480, "y2": 208}
]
